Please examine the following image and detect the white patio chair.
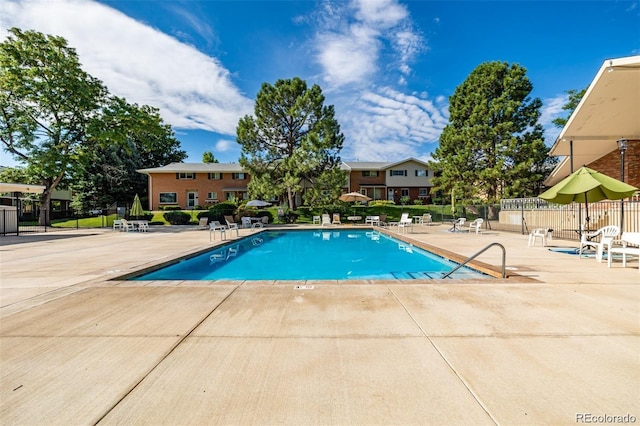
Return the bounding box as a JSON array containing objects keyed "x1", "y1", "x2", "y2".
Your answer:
[
  {"x1": 224, "y1": 215, "x2": 240, "y2": 237},
  {"x1": 209, "y1": 221, "x2": 227, "y2": 241},
  {"x1": 120, "y1": 218, "x2": 135, "y2": 232},
  {"x1": 468, "y1": 218, "x2": 484, "y2": 234},
  {"x1": 579, "y1": 225, "x2": 619, "y2": 262},
  {"x1": 528, "y1": 228, "x2": 551, "y2": 247}
]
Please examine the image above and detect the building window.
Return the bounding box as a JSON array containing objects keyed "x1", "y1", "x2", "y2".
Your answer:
[
  {"x1": 159, "y1": 192, "x2": 177, "y2": 203},
  {"x1": 360, "y1": 188, "x2": 368, "y2": 196},
  {"x1": 390, "y1": 170, "x2": 407, "y2": 176},
  {"x1": 176, "y1": 172, "x2": 195, "y2": 180},
  {"x1": 401, "y1": 188, "x2": 409, "y2": 197},
  {"x1": 415, "y1": 169, "x2": 427, "y2": 177},
  {"x1": 207, "y1": 192, "x2": 218, "y2": 200},
  {"x1": 232, "y1": 173, "x2": 246, "y2": 180},
  {"x1": 419, "y1": 188, "x2": 428, "y2": 196},
  {"x1": 208, "y1": 173, "x2": 222, "y2": 180},
  {"x1": 362, "y1": 171, "x2": 379, "y2": 177}
]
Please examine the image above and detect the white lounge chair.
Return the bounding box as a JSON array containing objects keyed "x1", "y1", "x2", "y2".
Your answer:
[
  {"x1": 198, "y1": 217, "x2": 209, "y2": 229},
  {"x1": 528, "y1": 228, "x2": 551, "y2": 247},
  {"x1": 579, "y1": 225, "x2": 619, "y2": 262},
  {"x1": 468, "y1": 218, "x2": 484, "y2": 234},
  {"x1": 312, "y1": 215, "x2": 321, "y2": 225},
  {"x1": 321, "y1": 214, "x2": 332, "y2": 226},
  {"x1": 607, "y1": 232, "x2": 640, "y2": 271},
  {"x1": 332, "y1": 213, "x2": 342, "y2": 225},
  {"x1": 113, "y1": 219, "x2": 123, "y2": 231},
  {"x1": 420, "y1": 213, "x2": 433, "y2": 226},
  {"x1": 365, "y1": 216, "x2": 380, "y2": 226}
]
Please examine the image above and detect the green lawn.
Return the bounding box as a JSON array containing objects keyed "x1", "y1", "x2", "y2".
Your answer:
[{"x1": 47, "y1": 205, "x2": 462, "y2": 228}]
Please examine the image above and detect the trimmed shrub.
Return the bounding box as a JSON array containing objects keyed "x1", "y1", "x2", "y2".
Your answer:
[
  {"x1": 370, "y1": 200, "x2": 395, "y2": 206},
  {"x1": 163, "y1": 211, "x2": 191, "y2": 225},
  {"x1": 413, "y1": 199, "x2": 423, "y2": 205},
  {"x1": 161, "y1": 205, "x2": 182, "y2": 211},
  {"x1": 208, "y1": 201, "x2": 237, "y2": 223}
]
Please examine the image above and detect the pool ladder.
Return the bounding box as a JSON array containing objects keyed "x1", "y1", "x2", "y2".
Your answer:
[{"x1": 441, "y1": 242, "x2": 506, "y2": 279}]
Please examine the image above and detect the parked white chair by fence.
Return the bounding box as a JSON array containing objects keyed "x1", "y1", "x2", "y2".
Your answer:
[
  {"x1": 468, "y1": 218, "x2": 484, "y2": 234},
  {"x1": 528, "y1": 228, "x2": 551, "y2": 247}
]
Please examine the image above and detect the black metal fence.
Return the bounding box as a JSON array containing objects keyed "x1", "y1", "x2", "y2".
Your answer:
[
  {"x1": 0, "y1": 209, "x2": 124, "y2": 236},
  {"x1": 498, "y1": 198, "x2": 640, "y2": 241}
]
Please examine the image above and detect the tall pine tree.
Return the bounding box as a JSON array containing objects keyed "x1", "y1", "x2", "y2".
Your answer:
[{"x1": 431, "y1": 61, "x2": 554, "y2": 204}]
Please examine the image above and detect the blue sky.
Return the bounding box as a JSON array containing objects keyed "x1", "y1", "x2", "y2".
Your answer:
[{"x1": 1, "y1": 0, "x2": 639, "y2": 167}]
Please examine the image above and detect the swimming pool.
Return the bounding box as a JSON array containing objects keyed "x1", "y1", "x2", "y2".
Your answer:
[{"x1": 131, "y1": 229, "x2": 489, "y2": 281}]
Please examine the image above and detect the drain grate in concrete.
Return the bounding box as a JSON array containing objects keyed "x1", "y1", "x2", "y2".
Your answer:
[{"x1": 294, "y1": 285, "x2": 315, "y2": 290}]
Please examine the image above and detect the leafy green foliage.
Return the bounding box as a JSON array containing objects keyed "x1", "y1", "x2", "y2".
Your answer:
[
  {"x1": 237, "y1": 77, "x2": 345, "y2": 209},
  {"x1": 202, "y1": 151, "x2": 219, "y2": 163},
  {"x1": 552, "y1": 88, "x2": 587, "y2": 128},
  {"x1": 0, "y1": 28, "x2": 108, "y2": 224},
  {"x1": 208, "y1": 201, "x2": 237, "y2": 222},
  {"x1": 163, "y1": 211, "x2": 192, "y2": 225},
  {"x1": 431, "y1": 61, "x2": 556, "y2": 203},
  {"x1": 0, "y1": 28, "x2": 186, "y2": 222},
  {"x1": 70, "y1": 98, "x2": 186, "y2": 211}
]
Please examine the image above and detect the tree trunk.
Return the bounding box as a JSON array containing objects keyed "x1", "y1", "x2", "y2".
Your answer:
[
  {"x1": 39, "y1": 189, "x2": 52, "y2": 226},
  {"x1": 287, "y1": 187, "x2": 295, "y2": 210}
]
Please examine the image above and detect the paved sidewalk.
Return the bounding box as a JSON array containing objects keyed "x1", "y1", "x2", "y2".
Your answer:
[{"x1": 1, "y1": 225, "x2": 638, "y2": 425}]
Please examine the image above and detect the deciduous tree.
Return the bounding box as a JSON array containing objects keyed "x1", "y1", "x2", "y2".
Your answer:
[
  {"x1": 0, "y1": 28, "x2": 107, "y2": 224},
  {"x1": 237, "y1": 77, "x2": 345, "y2": 209}
]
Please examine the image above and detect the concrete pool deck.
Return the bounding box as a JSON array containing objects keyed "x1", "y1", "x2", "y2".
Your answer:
[{"x1": 1, "y1": 224, "x2": 638, "y2": 425}]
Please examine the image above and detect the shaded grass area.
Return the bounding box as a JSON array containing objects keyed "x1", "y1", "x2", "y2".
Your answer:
[{"x1": 46, "y1": 205, "x2": 467, "y2": 228}]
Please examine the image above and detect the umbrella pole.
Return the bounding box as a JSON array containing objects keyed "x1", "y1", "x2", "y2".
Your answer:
[{"x1": 584, "y1": 193, "x2": 590, "y2": 231}]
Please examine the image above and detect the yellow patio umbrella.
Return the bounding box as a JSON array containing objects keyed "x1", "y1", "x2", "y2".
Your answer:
[
  {"x1": 130, "y1": 194, "x2": 144, "y2": 219},
  {"x1": 539, "y1": 166, "x2": 637, "y2": 229}
]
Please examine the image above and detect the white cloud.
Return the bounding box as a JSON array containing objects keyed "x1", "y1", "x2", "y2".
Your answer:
[
  {"x1": 0, "y1": 0, "x2": 253, "y2": 135},
  {"x1": 540, "y1": 94, "x2": 568, "y2": 143},
  {"x1": 215, "y1": 139, "x2": 234, "y2": 152},
  {"x1": 313, "y1": 0, "x2": 424, "y2": 89},
  {"x1": 337, "y1": 87, "x2": 448, "y2": 161}
]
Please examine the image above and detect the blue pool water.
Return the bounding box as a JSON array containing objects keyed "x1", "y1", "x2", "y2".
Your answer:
[{"x1": 132, "y1": 230, "x2": 489, "y2": 281}]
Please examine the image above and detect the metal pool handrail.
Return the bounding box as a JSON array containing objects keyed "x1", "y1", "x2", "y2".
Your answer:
[{"x1": 442, "y1": 242, "x2": 506, "y2": 279}]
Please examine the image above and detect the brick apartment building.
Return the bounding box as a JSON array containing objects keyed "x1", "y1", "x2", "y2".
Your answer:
[{"x1": 137, "y1": 158, "x2": 435, "y2": 210}]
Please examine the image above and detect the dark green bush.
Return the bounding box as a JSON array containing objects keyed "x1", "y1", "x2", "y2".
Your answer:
[
  {"x1": 163, "y1": 211, "x2": 191, "y2": 225},
  {"x1": 209, "y1": 201, "x2": 237, "y2": 220}
]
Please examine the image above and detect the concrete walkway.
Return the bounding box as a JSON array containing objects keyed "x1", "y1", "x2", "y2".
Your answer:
[{"x1": 1, "y1": 224, "x2": 638, "y2": 425}]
